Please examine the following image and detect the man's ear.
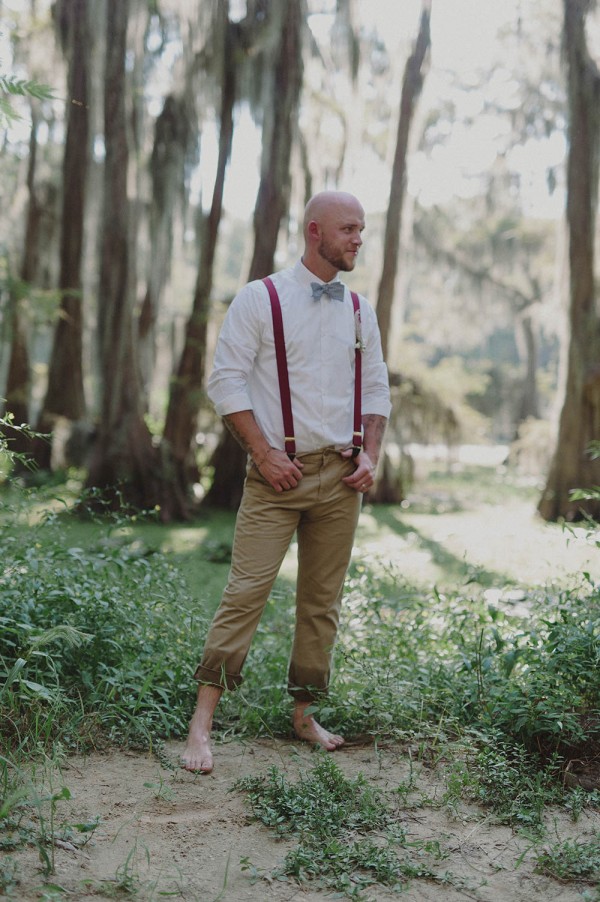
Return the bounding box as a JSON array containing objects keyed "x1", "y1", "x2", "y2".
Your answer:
[{"x1": 307, "y1": 220, "x2": 320, "y2": 240}]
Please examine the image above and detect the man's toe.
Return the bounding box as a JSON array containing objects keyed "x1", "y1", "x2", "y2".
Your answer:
[{"x1": 181, "y1": 754, "x2": 213, "y2": 773}]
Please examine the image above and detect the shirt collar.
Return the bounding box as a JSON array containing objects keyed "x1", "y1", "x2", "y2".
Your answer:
[{"x1": 293, "y1": 259, "x2": 343, "y2": 292}]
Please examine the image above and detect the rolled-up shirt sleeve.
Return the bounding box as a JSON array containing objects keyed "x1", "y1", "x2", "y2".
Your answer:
[
  {"x1": 207, "y1": 285, "x2": 262, "y2": 416},
  {"x1": 360, "y1": 300, "x2": 392, "y2": 418}
]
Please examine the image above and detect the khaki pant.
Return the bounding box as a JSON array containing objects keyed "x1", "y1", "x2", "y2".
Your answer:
[{"x1": 194, "y1": 448, "x2": 362, "y2": 702}]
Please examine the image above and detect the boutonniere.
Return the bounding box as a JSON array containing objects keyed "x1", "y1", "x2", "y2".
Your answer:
[{"x1": 354, "y1": 310, "x2": 365, "y2": 351}]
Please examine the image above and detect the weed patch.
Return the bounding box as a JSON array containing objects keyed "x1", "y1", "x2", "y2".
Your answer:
[
  {"x1": 0, "y1": 499, "x2": 210, "y2": 878},
  {"x1": 534, "y1": 834, "x2": 600, "y2": 882},
  {"x1": 236, "y1": 754, "x2": 447, "y2": 897},
  {"x1": 442, "y1": 737, "x2": 563, "y2": 831},
  {"x1": 0, "y1": 513, "x2": 205, "y2": 752}
]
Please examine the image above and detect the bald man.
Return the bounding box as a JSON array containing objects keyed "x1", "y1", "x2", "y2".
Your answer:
[{"x1": 181, "y1": 191, "x2": 391, "y2": 773}]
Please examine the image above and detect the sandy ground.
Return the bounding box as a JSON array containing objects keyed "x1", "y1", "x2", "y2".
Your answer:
[
  {"x1": 7, "y1": 739, "x2": 599, "y2": 901},
  {"x1": 4, "y1": 496, "x2": 600, "y2": 901},
  {"x1": 358, "y1": 497, "x2": 600, "y2": 590}
]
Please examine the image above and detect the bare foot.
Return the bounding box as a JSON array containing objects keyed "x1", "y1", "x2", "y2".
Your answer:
[
  {"x1": 180, "y1": 731, "x2": 213, "y2": 773},
  {"x1": 180, "y1": 684, "x2": 222, "y2": 773},
  {"x1": 293, "y1": 706, "x2": 344, "y2": 751}
]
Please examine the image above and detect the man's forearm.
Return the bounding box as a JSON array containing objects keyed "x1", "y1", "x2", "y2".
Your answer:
[
  {"x1": 223, "y1": 409, "x2": 304, "y2": 492},
  {"x1": 362, "y1": 414, "x2": 387, "y2": 468},
  {"x1": 222, "y1": 410, "x2": 271, "y2": 467}
]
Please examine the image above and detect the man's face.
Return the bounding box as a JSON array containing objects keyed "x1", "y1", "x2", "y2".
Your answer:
[{"x1": 317, "y1": 202, "x2": 365, "y2": 273}]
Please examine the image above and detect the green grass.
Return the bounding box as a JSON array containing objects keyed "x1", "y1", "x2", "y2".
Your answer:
[
  {"x1": 408, "y1": 461, "x2": 541, "y2": 510},
  {"x1": 534, "y1": 835, "x2": 600, "y2": 882},
  {"x1": 1, "y1": 464, "x2": 599, "y2": 895},
  {"x1": 236, "y1": 754, "x2": 447, "y2": 897}
]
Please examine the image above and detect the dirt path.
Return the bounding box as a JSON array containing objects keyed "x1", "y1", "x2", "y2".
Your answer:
[
  {"x1": 10, "y1": 739, "x2": 599, "y2": 901},
  {"x1": 7, "y1": 498, "x2": 600, "y2": 901},
  {"x1": 359, "y1": 497, "x2": 600, "y2": 588}
]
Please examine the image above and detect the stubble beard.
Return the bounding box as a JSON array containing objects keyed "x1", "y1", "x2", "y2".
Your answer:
[{"x1": 317, "y1": 237, "x2": 356, "y2": 272}]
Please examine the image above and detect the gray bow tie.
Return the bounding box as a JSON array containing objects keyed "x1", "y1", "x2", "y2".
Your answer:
[{"x1": 311, "y1": 281, "x2": 345, "y2": 301}]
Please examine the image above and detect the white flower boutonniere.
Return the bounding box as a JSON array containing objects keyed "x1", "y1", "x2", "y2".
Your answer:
[{"x1": 354, "y1": 310, "x2": 365, "y2": 351}]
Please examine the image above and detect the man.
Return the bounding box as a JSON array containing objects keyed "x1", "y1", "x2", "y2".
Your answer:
[{"x1": 181, "y1": 190, "x2": 391, "y2": 773}]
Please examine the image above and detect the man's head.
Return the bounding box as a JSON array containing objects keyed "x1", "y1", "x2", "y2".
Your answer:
[{"x1": 302, "y1": 191, "x2": 365, "y2": 281}]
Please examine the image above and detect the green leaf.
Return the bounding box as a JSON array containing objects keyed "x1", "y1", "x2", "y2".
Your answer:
[
  {"x1": 0, "y1": 75, "x2": 54, "y2": 101},
  {"x1": 20, "y1": 680, "x2": 56, "y2": 700},
  {"x1": 0, "y1": 95, "x2": 20, "y2": 121}
]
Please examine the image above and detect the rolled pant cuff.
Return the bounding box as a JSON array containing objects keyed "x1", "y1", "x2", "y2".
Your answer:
[
  {"x1": 193, "y1": 664, "x2": 243, "y2": 691},
  {"x1": 287, "y1": 683, "x2": 328, "y2": 703}
]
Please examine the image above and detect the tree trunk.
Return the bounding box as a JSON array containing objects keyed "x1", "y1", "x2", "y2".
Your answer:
[
  {"x1": 2, "y1": 113, "x2": 40, "y2": 467},
  {"x1": 376, "y1": 0, "x2": 431, "y2": 361},
  {"x1": 246, "y1": 0, "x2": 304, "y2": 282},
  {"x1": 204, "y1": 0, "x2": 304, "y2": 510},
  {"x1": 33, "y1": 0, "x2": 90, "y2": 470},
  {"x1": 138, "y1": 93, "x2": 191, "y2": 403},
  {"x1": 515, "y1": 309, "x2": 540, "y2": 425},
  {"x1": 370, "y1": 0, "x2": 431, "y2": 505},
  {"x1": 84, "y1": 0, "x2": 164, "y2": 515},
  {"x1": 538, "y1": 0, "x2": 600, "y2": 521},
  {"x1": 160, "y1": 3, "x2": 236, "y2": 516}
]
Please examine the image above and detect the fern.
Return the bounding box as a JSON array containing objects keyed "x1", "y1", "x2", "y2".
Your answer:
[
  {"x1": 0, "y1": 95, "x2": 19, "y2": 121},
  {"x1": 0, "y1": 75, "x2": 54, "y2": 124},
  {"x1": 0, "y1": 75, "x2": 54, "y2": 101}
]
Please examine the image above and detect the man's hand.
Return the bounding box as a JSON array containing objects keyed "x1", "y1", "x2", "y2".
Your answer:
[
  {"x1": 223, "y1": 410, "x2": 304, "y2": 493},
  {"x1": 340, "y1": 448, "x2": 376, "y2": 494},
  {"x1": 257, "y1": 448, "x2": 304, "y2": 493},
  {"x1": 341, "y1": 414, "x2": 387, "y2": 494}
]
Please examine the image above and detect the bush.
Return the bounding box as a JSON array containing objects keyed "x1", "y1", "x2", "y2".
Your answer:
[{"x1": 0, "y1": 510, "x2": 205, "y2": 752}]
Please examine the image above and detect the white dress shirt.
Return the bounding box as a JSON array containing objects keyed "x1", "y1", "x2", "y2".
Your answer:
[{"x1": 207, "y1": 260, "x2": 391, "y2": 453}]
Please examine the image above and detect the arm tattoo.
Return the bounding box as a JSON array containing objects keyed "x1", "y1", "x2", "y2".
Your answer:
[
  {"x1": 223, "y1": 414, "x2": 252, "y2": 454},
  {"x1": 362, "y1": 414, "x2": 387, "y2": 445}
]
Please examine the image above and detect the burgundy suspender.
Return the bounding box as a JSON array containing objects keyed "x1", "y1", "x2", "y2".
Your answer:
[
  {"x1": 263, "y1": 277, "x2": 296, "y2": 459},
  {"x1": 262, "y1": 277, "x2": 363, "y2": 459}
]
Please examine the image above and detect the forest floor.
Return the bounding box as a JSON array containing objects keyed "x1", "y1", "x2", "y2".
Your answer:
[{"x1": 6, "y1": 469, "x2": 600, "y2": 902}]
